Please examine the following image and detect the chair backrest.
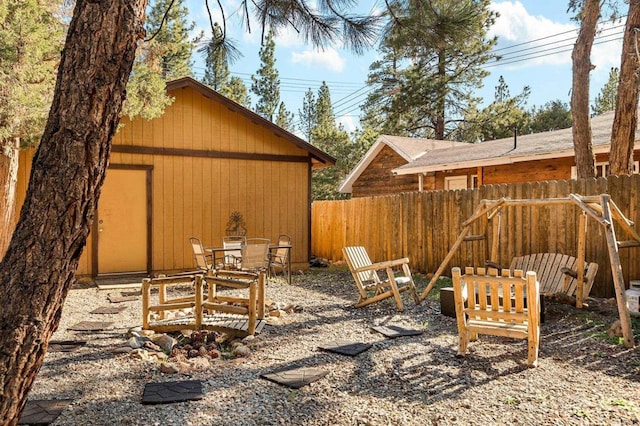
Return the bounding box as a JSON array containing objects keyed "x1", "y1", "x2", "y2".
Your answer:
[
  {"x1": 223, "y1": 235, "x2": 245, "y2": 254},
  {"x1": 342, "y1": 246, "x2": 380, "y2": 285},
  {"x1": 509, "y1": 253, "x2": 598, "y2": 297},
  {"x1": 189, "y1": 237, "x2": 209, "y2": 271},
  {"x1": 273, "y1": 234, "x2": 291, "y2": 261},
  {"x1": 241, "y1": 238, "x2": 270, "y2": 270},
  {"x1": 453, "y1": 266, "x2": 539, "y2": 332}
]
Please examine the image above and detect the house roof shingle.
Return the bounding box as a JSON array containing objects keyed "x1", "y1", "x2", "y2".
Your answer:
[
  {"x1": 339, "y1": 135, "x2": 466, "y2": 193},
  {"x1": 394, "y1": 111, "x2": 640, "y2": 175}
]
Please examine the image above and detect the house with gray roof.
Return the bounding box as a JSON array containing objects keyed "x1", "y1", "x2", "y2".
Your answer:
[
  {"x1": 393, "y1": 111, "x2": 640, "y2": 190},
  {"x1": 339, "y1": 135, "x2": 467, "y2": 197}
]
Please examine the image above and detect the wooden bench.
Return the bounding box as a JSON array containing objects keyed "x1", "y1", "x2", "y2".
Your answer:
[
  {"x1": 509, "y1": 253, "x2": 598, "y2": 301},
  {"x1": 452, "y1": 267, "x2": 540, "y2": 367},
  {"x1": 142, "y1": 271, "x2": 266, "y2": 336}
]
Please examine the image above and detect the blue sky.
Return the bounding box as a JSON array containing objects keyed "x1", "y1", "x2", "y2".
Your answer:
[{"x1": 186, "y1": 1, "x2": 624, "y2": 134}]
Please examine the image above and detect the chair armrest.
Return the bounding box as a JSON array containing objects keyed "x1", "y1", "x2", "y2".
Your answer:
[{"x1": 353, "y1": 257, "x2": 410, "y2": 273}]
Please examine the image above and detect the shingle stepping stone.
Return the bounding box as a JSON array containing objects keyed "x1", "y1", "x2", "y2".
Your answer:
[
  {"x1": 371, "y1": 325, "x2": 423, "y2": 339},
  {"x1": 90, "y1": 306, "x2": 127, "y2": 315},
  {"x1": 318, "y1": 341, "x2": 372, "y2": 356},
  {"x1": 67, "y1": 321, "x2": 113, "y2": 331},
  {"x1": 141, "y1": 380, "x2": 204, "y2": 405},
  {"x1": 107, "y1": 294, "x2": 139, "y2": 303},
  {"x1": 260, "y1": 366, "x2": 329, "y2": 389},
  {"x1": 48, "y1": 340, "x2": 87, "y2": 352},
  {"x1": 18, "y1": 399, "x2": 72, "y2": 425}
]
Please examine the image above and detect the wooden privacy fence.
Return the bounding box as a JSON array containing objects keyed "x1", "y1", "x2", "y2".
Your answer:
[{"x1": 311, "y1": 175, "x2": 640, "y2": 298}]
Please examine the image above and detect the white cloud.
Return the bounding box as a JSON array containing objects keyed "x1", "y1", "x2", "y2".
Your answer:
[
  {"x1": 490, "y1": 1, "x2": 577, "y2": 67},
  {"x1": 291, "y1": 47, "x2": 346, "y2": 72},
  {"x1": 489, "y1": 1, "x2": 623, "y2": 72},
  {"x1": 337, "y1": 114, "x2": 357, "y2": 133}
]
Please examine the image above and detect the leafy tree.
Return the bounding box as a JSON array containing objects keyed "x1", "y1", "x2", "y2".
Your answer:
[
  {"x1": 611, "y1": 0, "x2": 640, "y2": 175},
  {"x1": 456, "y1": 76, "x2": 530, "y2": 142},
  {"x1": 200, "y1": 23, "x2": 231, "y2": 91},
  {"x1": 361, "y1": 38, "x2": 409, "y2": 136},
  {"x1": 592, "y1": 67, "x2": 618, "y2": 115},
  {"x1": 528, "y1": 100, "x2": 573, "y2": 133},
  {"x1": 315, "y1": 81, "x2": 335, "y2": 132},
  {"x1": 251, "y1": 29, "x2": 280, "y2": 121},
  {"x1": 311, "y1": 127, "x2": 352, "y2": 200},
  {"x1": 0, "y1": 0, "x2": 64, "y2": 256},
  {"x1": 365, "y1": 0, "x2": 498, "y2": 139},
  {"x1": 143, "y1": 0, "x2": 198, "y2": 80},
  {"x1": 221, "y1": 76, "x2": 251, "y2": 107},
  {"x1": 275, "y1": 102, "x2": 295, "y2": 131},
  {"x1": 122, "y1": 63, "x2": 174, "y2": 120},
  {"x1": 0, "y1": 0, "x2": 380, "y2": 422},
  {"x1": 298, "y1": 88, "x2": 317, "y2": 140}
]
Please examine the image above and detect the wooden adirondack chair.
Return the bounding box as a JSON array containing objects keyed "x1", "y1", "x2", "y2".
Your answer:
[
  {"x1": 452, "y1": 266, "x2": 541, "y2": 367},
  {"x1": 342, "y1": 246, "x2": 420, "y2": 312}
]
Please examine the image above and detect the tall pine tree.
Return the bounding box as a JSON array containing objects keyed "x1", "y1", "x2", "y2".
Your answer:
[
  {"x1": 123, "y1": 0, "x2": 200, "y2": 119},
  {"x1": 275, "y1": 102, "x2": 294, "y2": 131},
  {"x1": 201, "y1": 23, "x2": 230, "y2": 91},
  {"x1": 365, "y1": 0, "x2": 497, "y2": 139},
  {"x1": 0, "y1": 0, "x2": 64, "y2": 256},
  {"x1": 592, "y1": 67, "x2": 618, "y2": 115},
  {"x1": 298, "y1": 89, "x2": 317, "y2": 141},
  {"x1": 144, "y1": 0, "x2": 198, "y2": 80},
  {"x1": 251, "y1": 29, "x2": 280, "y2": 121},
  {"x1": 222, "y1": 76, "x2": 251, "y2": 107}
]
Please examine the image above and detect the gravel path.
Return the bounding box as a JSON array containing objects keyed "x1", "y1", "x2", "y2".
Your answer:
[{"x1": 28, "y1": 266, "x2": 640, "y2": 425}]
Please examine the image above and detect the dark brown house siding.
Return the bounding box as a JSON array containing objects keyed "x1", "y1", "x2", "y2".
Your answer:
[{"x1": 352, "y1": 145, "x2": 418, "y2": 197}]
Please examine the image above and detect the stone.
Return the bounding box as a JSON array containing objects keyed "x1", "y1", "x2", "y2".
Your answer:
[
  {"x1": 269, "y1": 309, "x2": 283, "y2": 317},
  {"x1": 160, "y1": 363, "x2": 180, "y2": 374},
  {"x1": 148, "y1": 351, "x2": 169, "y2": 361},
  {"x1": 113, "y1": 346, "x2": 134, "y2": 354},
  {"x1": 128, "y1": 336, "x2": 144, "y2": 349},
  {"x1": 188, "y1": 357, "x2": 212, "y2": 371},
  {"x1": 144, "y1": 341, "x2": 163, "y2": 352},
  {"x1": 153, "y1": 334, "x2": 177, "y2": 353},
  {"x1": 232, "y1": 345, "x2": 251, "y2": 357},
  {"x1": 127, "y1": 326, "x2": 142, "y2": 337},
  {"x1": 607, "y1": 320, "x2": 623, "y2": 338},
  {"x1": 242, "y1": 335, "x2": 256, "y2": 342}
]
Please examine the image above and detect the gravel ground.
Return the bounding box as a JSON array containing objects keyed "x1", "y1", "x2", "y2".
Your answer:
[{"x1": 28, "y1": 266, "x2": 640, "y2": 425}]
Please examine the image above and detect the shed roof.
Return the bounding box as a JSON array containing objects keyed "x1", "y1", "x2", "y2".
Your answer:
[
  {"x1": 339, "y1": 135, "x2": 467, "y2": 193},
  {"x1": 394, "y1": 111, "x2": 640, "y2": 175},
  {"x1": 166, "y1": 77, "x2": 336, "y2": 169}
]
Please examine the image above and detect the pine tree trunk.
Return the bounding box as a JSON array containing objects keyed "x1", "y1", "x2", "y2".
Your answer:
[
  {"x1": 0, "y1": 138, "x2": 19, "y2": 259},
  {"x1": 570, "y1": 0, "x2": 599, "y2": 179},
  {"x1": 610, "y1": 0, "x2": 640, "y2": 175},
  {"x1": 435, "y1": 49, "x2": 446, "y2": 140},
  {"x1": 0, "y1": 1, "x2": 146, "y2": 423}
]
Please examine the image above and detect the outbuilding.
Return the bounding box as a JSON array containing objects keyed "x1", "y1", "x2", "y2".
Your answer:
[{"x1": 16, "y1": 77, "x2": 335, "y2": 276}]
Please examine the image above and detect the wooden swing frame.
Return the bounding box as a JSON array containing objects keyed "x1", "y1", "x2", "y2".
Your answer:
[{"x1": 420, "y1": 193, "x2": 639, "y2": 348}]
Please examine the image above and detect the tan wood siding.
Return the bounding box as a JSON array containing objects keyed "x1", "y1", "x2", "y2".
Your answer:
[
  {"x1": 352, "y1": 145, "x2": 418, "y2": 197},
  {"x1": 16, "y1": 85, "x2": 313, "y2": 276}
]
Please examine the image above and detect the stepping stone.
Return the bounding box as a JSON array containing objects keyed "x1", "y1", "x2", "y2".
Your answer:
[
  {"x1": 48, "y1": 340, "x2": 87, "y2": 352},
  {"x1": 18, "y1": 399, "x2": 72, "y2": 425},
  {"x1": 318, "y1": 341, "x2": 372, "y2": 356},
  {"x1": 371, "y1": 325, "x2": 423, "y2": 339},
  {"x1": 107, "y1": 294, "x2": 138, "y2": 303},
  {"x1": 142, "y1": 380, "x2": 204, "y2": 405},
  {"x1": 121, "y1": 290, "x2": 142, "y2": 297},
  {"x1": 67, "y1": 321, "x2": 113, "y2": 331},
  {"x1": 90, "y1": 306, "x2": 127, "y2": 315},
  {"x1": 261, "y1": 366, "x2": 328, "y2": 389}
]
